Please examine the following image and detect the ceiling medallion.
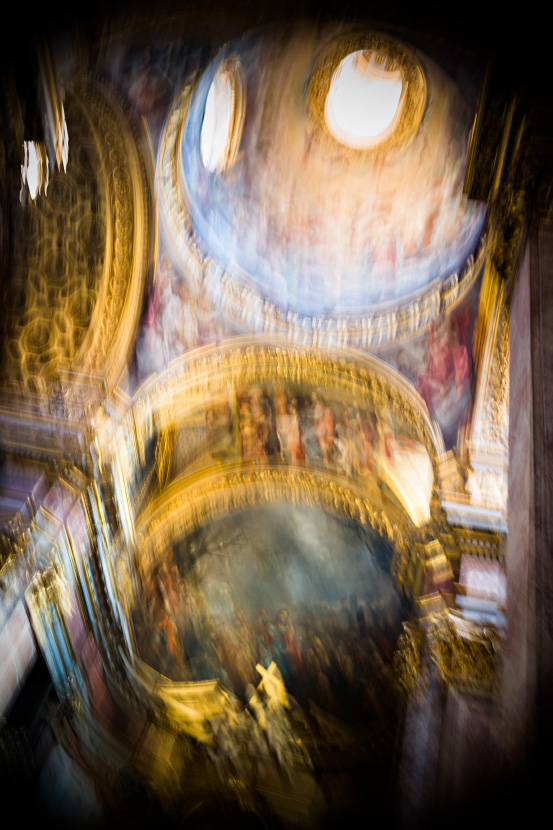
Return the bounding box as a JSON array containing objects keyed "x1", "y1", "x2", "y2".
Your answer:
[
  {"x1": 200, "y1": 53, "x2": 245, "y2": 175},
  {"x1": 307, "y1": 32, "x2": 427, "y2": 154}
]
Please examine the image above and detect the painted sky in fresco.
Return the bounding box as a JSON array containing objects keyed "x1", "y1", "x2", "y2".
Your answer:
[{"x1": 180, "y1": 24, "x2": 485, "y2": 315}]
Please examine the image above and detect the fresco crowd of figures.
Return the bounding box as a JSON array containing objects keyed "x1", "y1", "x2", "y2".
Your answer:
[
  {"x1": 133, "y1": 556, "x2": 400, "y2": 724},
  {"x1": 200, "y1": 383, "x2": 434, "y2": 524},
  {"x1": 207, "y1": 385, "x2": 420, "y2": 474}
]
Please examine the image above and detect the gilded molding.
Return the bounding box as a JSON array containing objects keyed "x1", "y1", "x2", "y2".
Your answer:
[
  {"x1": 426, "y1": 613, "x2": 501, "y2": 697},
  {"x1": 454, "y1": 527, "x2": 503, "y2": 560},
  {"x1": 136, "y1": 463, "x2": 407, "y2": 571},
  {"x1": 73, "y1": 74, "x2": 153, "y2": 389},
  {"x1": 481, "y1": 307, "x2": 509, "y2": 450}
]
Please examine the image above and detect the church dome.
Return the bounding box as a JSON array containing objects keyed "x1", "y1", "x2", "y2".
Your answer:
[{"x1": 175, "y1": 22, "x2": 485, "y2": 319}]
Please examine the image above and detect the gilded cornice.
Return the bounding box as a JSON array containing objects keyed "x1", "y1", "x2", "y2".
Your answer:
[
  {"x1": 135, "y1": 463, "x2": 408, "y2": 567},
  {"x1": 453, "y1": 527, "x2": 504, "y2": 569},
  {"x1": 394, "y1": 612, "x2": 501, "y2": 701}
]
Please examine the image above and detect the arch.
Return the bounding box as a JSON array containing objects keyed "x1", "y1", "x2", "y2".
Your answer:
[
  {"x1": 122, "y1": 466, "x2": 411, "y2": 740},
  {"x1": 119, "y1": 340, "x2": 443, "y2": 527},
  {"x1": 136, "y1": 463, "x2": 409, "y2": 562},
  {"x1": 72, "y1": 74, "x2": 154, "y2": 390}
]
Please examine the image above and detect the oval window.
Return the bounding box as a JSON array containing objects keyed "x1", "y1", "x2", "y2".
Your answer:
[
  {"x1": 324, "y1": 51, "x2": 404, "y2": 150},
  {"x1": 200, "y1": 56, "x2": 245, "y2": 174}
]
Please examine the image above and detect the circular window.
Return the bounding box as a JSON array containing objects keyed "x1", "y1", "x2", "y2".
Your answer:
[
  {"x1": 200, "y1": 55, "x2": 245, "y2": 175},
  {"x1": 325, "y1": 51, "x2": 404, "y2": 149},
  {"x1": 307, "y1": 32, "x2": 426, "y2": 154}
]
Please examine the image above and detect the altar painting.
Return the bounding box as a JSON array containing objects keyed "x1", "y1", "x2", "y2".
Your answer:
[{"x1": 132, "y1": 505, "x2": 403, "y2": 726}]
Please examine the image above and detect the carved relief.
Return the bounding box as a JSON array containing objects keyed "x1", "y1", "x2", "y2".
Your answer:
[{"x1": 427, "y1": 613, "x2": 501, "y2": 698}]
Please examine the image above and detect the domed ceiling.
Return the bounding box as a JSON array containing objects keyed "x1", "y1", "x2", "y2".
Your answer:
[{"x1": 177, "y1": 23, "x2": 485, "y2": 317}]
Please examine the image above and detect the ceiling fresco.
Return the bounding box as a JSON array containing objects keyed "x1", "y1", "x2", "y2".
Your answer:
[
  {"x1": 125, "y1": 20, "x2": 487, "y2": 451},
  {"x1": 133, "y1": 504, "x2": 402, "y2": 694},
  {"x1": 133, "y1": 253, "x2": 481, "y2": 451},
  {"x1": 179, "y1": 23, "x2": 485, "y2": 316},
  {"x1": 382, "y1": 273, "x2": 481, "y2": 447}
]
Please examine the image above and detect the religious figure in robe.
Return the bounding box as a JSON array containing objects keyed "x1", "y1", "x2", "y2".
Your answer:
[{"x1": 416, "y1": 312, "x2": 472, "y2": 446}]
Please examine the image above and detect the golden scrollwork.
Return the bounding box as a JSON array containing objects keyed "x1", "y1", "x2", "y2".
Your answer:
[
  {"x1": 133, "y1": 463, "x2": 407, "y2": 579},
  {"x1": 391, "y1": 540, "x2": 429, "y2": 601},
  {"x1": 394, "y1": 622, "x2": 426, "y2": 697},
  {"x1": 1, "y1": 92, "x2": 107, "y2": 398},
  {"x1": 426, "y1": 612, "x2": 501, "y2": 697},
  {"x1": 395, "y1": 612, "x2": 501, "y2": 701},
  {"x1": 1, "y1": 73, "x2": 153, "y2": 403}
]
